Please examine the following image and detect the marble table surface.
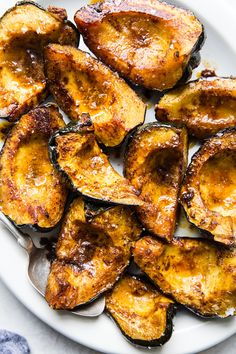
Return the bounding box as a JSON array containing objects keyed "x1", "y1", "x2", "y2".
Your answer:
[{"x1": 0, "y1": 280, "x2": 235, "y2": 354}]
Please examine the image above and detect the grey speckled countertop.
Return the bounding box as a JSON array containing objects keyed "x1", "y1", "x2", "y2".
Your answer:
[{"x1": 0, "y1": 281, "x2": 235, "y2": 354}]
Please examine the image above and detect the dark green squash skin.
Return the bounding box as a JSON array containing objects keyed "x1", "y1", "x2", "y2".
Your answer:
[
  {"x1": 179, "y1": 127, "x2": 236, "y2": 244},
  {"x1": 107, "y1": 306, "x2": 176, "y2": 348},
  {"x1": 3, "y1": 211, "x2": 64, "y2": 234},
  {"x1": 106, "y1": 275, "x2": 176, "y2": 348},
  {"x1": 175, "y1": 27, "x2": 206, "y2": 88},
  {"x1": 133, "y1": 235, "x2": 236, "y2": 319}
]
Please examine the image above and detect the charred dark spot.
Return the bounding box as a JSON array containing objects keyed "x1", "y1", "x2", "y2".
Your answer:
[
  {"x1": 47, "y1": 6, "x2": 67, "y2": 21},
  {"x1": 174, "y1": 51, "x2": 180, "y2": 58},
  {"x1": 164, "y1": 259, "x2": 170, "y2": 271},
  {"x1": 181, "y1": 190, "x2": 194, "y2": 208},
  {"x1": 30, "y1": 107, "x2": 56, "y2": 135},
  {"x1": 142, "y1": 89, "x2": 152, "y2": 100},
  {"x1": 200, "y1": 69, "x2": 216, "y2": 78},
  {"x1": 144, "y1": 248, "x2": 152, "y2": 257},
  {"x1": 132, "y1": 283, "x2": 148, "y2": 296},
  {"x1": 0, "y1": 122, "x2": 13, "y2": 141},
  {"x1": 62, "y1": 76, "x2": 69, "y2": 85}
]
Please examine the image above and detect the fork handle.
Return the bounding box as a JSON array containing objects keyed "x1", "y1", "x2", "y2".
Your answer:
[{"x1": 0, "y1": 212, "x2": 34, "y2": 253}]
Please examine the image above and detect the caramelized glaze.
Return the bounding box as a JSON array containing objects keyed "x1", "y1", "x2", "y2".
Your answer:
[
  {"x1": 106, "y1": 275, "x2": 174, "y2": 346},
  {"x1": 46, "y1": 198, "x2": 142, "y2": 309},
  {"x1": 180, "y1": 128, "x2": 236, "y2": 245},
  {"x1": 0, "y1": 105, "x2": 67, "y2": 229},
  {"x1": 0, "y1": 2, "x2": 78, "y2": 121},
  {"x1": 156, "y1": 77, "x2": 236, "y2": 138},
  {"x1": 53, "y1": 125, "x2": 143, "y2": 206},
  {"x1": 134, "y1": 236, "x2": 236, "y2": 318},
  {"x1": 124, "y1": 125, "x2": 188, "y2": 241},
  {"x1": 44, "y1": 44, "x2": 145, "y2": 147},
  {"x1": 75, "y1": 0, "x2": 203, "y2": 90}
]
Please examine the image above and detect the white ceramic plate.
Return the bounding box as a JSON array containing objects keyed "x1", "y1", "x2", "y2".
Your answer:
[{"x1": 0, "y1": 1, "x2": 235, "y2": 353}]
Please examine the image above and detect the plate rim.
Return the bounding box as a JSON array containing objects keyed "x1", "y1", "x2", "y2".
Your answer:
[
  {"x1": 1, "y1": 268, "x2": 236, "y2": 354},
  {"x1": 0, "y1": 0, "x2": 236, "y2": 354}
]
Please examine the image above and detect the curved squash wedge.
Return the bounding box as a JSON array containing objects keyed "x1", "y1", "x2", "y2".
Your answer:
[
  {"x1": 133, "y1": 236, "x2": 236, "y2": 318},
  {"x1": 0, "y1": 1, "x2": 79, "y2": 121},
  {"x1": 0, "y1": 104, "x2": 67, "y2": 231},
  {"x1": 106, "y1": 275, "x2": 175, "y2": 347},
  {"x1": 180, "y1": 128, "x2": 236, "y2": 246},
  {"x1": 49, "y1": 119, "x2": 143, "y2": 206},
  {"x1": 156, "y1": 77, "x2": 236, "y2": 139},
  {"x1": 75, "y1": 0, "x2": 204, "y2": 91},
  {"x1": 45, "y1": 198, "x2": 142, "y2": 309},
  {"x1": 44, "y1": 44, "x2": 145, "y2": 147},
  {"x1": 124, "y1": 124, "x2": 188, "y2": 241}
]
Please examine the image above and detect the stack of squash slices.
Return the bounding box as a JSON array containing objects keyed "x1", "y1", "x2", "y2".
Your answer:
[{"x1": 0, "y1": 0, "x2": 235, "y2": 349}]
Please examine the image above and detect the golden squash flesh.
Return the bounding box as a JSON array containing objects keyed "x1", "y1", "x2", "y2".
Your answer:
[
  {"x1": 156, "y1": 77, "x2": 236, "y2": 138},
  {"x1": 44, "y1": 44, "x2": 145, "y2": 147},
  {"x1": 133, "y1": 236, "x2": 236, "y2": 318},
  {"x1": 0, "y1": 1, "x2": 78, "y2": 121},
  {"x1": 180, "y1": 128, "x2": 236, "y2": 246},
  {"x1": 46, "y1": 198, "x2": 142, "y2": 309},
  {"x1": 49, "y1": 120, "x2": 143, "y2": 206},
  {"x1": 106, "y1": 275, "x2": 175, "y2": 347},
  {"x1": 124, "y1": 124, "x2": 188, "y2": 241},
  {"x1": 75, "y1": 0, "x2": 204, "y2": 90},
  {"x1": 0, "y1": 104, "x2": 67, "y2": 230}
]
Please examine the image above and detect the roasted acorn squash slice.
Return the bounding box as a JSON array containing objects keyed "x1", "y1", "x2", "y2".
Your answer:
[
  {"x1": 49, "y1": 119, "x2": 143, "y2": 206},
  {"x1": 75, "y1": 0, "x2": 204, "y2": 91},
  {"x1": 44, "y1": 44, "x2": 145, "y2": 147},
  {"x1": 46, "y1": 198, "x2": 142, "y2": 309},
  {"x1": 180, "y1": 128, "x2": 236, "y2": 246},
  {"x1": 0, "y1": 1, "x2": 79, "y2": 121},
  {"x1": 124, "y1": 124, "x2": 188, "y2": 241},
  {"x1": 133, "y1": 236, "x2": 236, "y2": 318},
  {"x1": 0, "y1": 104, "x2": 67, "y2": 231},
  {"x1": 156, "y1": 77, "x2": 236, "y2": 139},
  {"x1": 106, "y1": 275, "x2": 175, "y2": 347}
]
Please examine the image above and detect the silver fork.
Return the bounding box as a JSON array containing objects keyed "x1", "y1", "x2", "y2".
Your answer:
[{"x1": 0, "y1": 212, "x2": 105, "y2": 317}]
